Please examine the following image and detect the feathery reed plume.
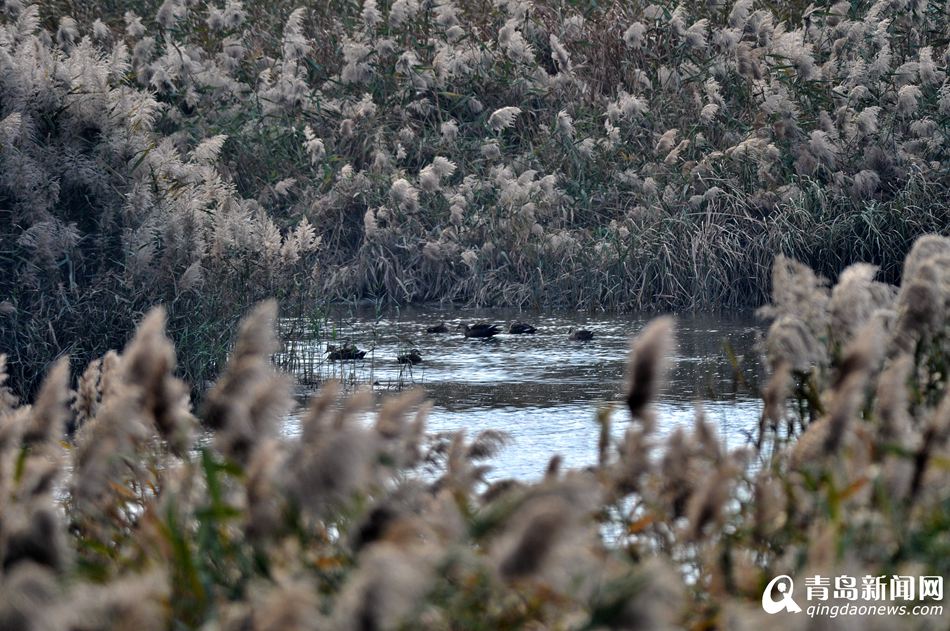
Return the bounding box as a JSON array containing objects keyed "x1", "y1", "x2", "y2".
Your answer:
[
  {"x1": 244, "y1": 438, "x2": 285, "y2": 540},
  {"x1": 203, "y1": 300, "x2": 291, "y2": 463},
  {"x1": 907, "y1": 389, "x2": 950, "y2": 505},
  {"x1": 467, "y1": 429, "x2": 511, "y2": 461},
  {"x1": 823, "y1": 329, "x2": 876, "y2": 453},
  {"x1": 0, "y1": 355, "x2": 18, "y2": 416},
  {"x1": 2, "y1": 499, "x2": 69, "y2": 572},
  {"x1": 685, "y1": 459, "x2": 736, "y2": 541},
  {"x1": 98, "y1": 351, "x2": 122, "y2": 402},
  {"x1": 803, "y1": 521, "x2": 838, "y2": 573},
  {"x1": 624, "y1": 317, "x2": 675, "y2": 432},
  {"x1": 250, "y1": 578, "x2": 321, "y2": 631},
  {"x1": 120, "y1": 308, "x2": 194, "y2": 455},
  {"x1": 71, "y1": 387, "x2": 150, "y2": 517},
  {"x1": 851, "y1": 170, "x2": 880, "y2": 200},
  {"x1": 549, "y1": 34, "x2": 571, "y2": 74},
  {"x1": 555, "y1": 109, "x2": 574, "y2": 139},
  {"x1": 389, "y1": 178, "x2": 419, "y2": 212},
  {"x1": 830, "y1": 318, "x2": 881, "y2": 394},
  {"x1": 3, "y1": 0, "x2": 950, "y2": 625},
  {"x1": 496, "y1": 495, "x2": 571, "y2": 581},
  {"x1": 613, "y1": 426, "x2": 651, "y2": 496},
  {"x1": 0, "y1": 408, "x2": 27, "y2": 506},
  {"x1": 287, "y1": 387, "x2": 377, "y2": 517},
  {"x1": 375, "y1": 388, "x2": 425, "y2": 440},
  {"x1": 596, "y1": 405, "x2": 611, "y2": 468},
  {"x1": 374, "y1": 389, "x2": 429, "y2": 472},
  {"x1": 487, "y1": 106, "x2": 521, "y2": 132},
  {"x1": 299, "y1": 380, "x2": 340, "y2": 445},
  {"x1": 693, "y1": 407, "x2": 721, "y2": 463},
  {"x1": 332, "y1": 386, "x2": 374, "y2": 430},
  {"x1": 332, "y1": 545, "x2": 432, "y2": 631},
  {"x1": 752, "y1": 471, "x2": 784, "y2": 541},
  {"x1": 758, "y1": 361, "x2": 790, "y2": 449},
  {"x1": 902, "y1": 235, "x2": 950, "y2": 284},
  {"x1": 586, "y1": 559, "x2": 684, "y2": 629},
  {"x1": 0, "y1": 356, "x2": 25, "y2": 503},
  {"x1": 361, "y1": 0, "x2": 381, "y2": 29},
  {"x1": 759, "y1": 256, "x2": 829, "y2": 332},
  {"x1": 893, "y1": 235, "x2": 950, "y2": 351},
  {"x1": 623, "y1": 22, "x2": 645, "y2": 49},
  {"x1": 442, "y1": 430, "x2": 479, "y2": 495},
  {"x1": 58, "y1": 572, "x2": 169, "y2": 631},
  {"x1": 22, "y1": 357, "x2": 70, "y2": 447},
  {"x1": 402, "y1": 401, "x2": 430, "y2": 469},
  {"x1": 765, "y1": 315, "x2": 822, "y2": 373},
  {"x1": 351, "y1": 500, "x2": 403, "y2": 552},
  {"x1": 874, "y1": 355, "x2": 915, "y2": 499},
  {"x1": 71, "y1": 358, "x2": 101, "y2": 432},
  {"x1": 544, "y1": 454, "x2": 562, "y2": 482},
  {"x1": 0, "y1": 562, "x2": 59, "y2": 631},
  {"x1": 828, "y1": 263, "x2": 894, "y2": 346},
  {"x1": 792, "y1": 320, "x2": 880, "y2": 466},
  {"x1": 290, "y1": 426, "x2": 376, "y2": 514},
  {"x1": 15, "y1": 456, "x2": 61, "y2": 499},
  {"x1": 874, "y1": 355, "x2": 913, "y2": 444},
  {"x1": 658, "y1": 428, "x2": 697, "y2": 519},
  {"x1": 482, "y1": 478, "x2": 525, "y2": 504},
  {"x1": 654, "y1": 128, "x2": 678, "y2": 155}
]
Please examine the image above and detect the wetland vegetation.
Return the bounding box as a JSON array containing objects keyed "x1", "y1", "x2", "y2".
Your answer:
[{"x1": 1, "y1": 0, "x2": 949, "y2": 628}]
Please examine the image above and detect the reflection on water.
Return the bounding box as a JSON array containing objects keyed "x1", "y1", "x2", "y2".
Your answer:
[{"x1": 283, "y1": 308, "x2": 764, "y2": 481}]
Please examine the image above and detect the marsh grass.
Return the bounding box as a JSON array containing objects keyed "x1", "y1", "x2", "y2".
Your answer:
[
  {"x1": 0, "y1": 237, "x2": 948, "y2": 629},
  {"x1": 275, "y1": 305, "x2": 431, "y2": 391},
  {"x1": 4, "y1": 0, "x2": 950, "y2": 397}
]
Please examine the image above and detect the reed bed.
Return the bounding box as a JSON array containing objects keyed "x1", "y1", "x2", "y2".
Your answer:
[
  {"x1": 3, "y1": 0, "x2": 950, "y2": 396},
  {"x1": 0, "y1": 236, "x2": 948, "y2": 629}
]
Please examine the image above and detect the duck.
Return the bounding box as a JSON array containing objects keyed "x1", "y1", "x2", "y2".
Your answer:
[
  {"x1": 457, "y1": 322, "x2": 501, "y2": 338},
  {"x1": 568, "y1": 328, "x2": 594, "y2": 341},
  {"x1": 426, "y1": 322, "x2": 449, "y2": 333},
  {"x1": 396, "y1": 350, "x2": 423, "y2": 365},
  {"x1": 326, "y1": 343, "x2": 367, "y2": 361},
  {"x1": 508, "y1": 322, "x2": 537, "y2": 334}
]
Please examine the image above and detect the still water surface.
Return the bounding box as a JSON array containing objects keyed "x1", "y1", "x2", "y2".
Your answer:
[{"x1": 283, "y1": 308, "x2": 763, "y2": 482}]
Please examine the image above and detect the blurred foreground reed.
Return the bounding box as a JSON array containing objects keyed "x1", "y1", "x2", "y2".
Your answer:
[{"x1": 1, "y1": 236, "x2": 949, "y2": 630}]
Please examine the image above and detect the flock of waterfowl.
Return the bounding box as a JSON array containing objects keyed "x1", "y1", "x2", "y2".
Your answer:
[{"x1": 325, "y1": 321, "x2": 595, "y2": 366}]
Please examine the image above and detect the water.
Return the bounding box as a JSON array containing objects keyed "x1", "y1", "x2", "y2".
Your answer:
[{"x1": 282, "y1": 308, "x2": 763, "y2": 482}]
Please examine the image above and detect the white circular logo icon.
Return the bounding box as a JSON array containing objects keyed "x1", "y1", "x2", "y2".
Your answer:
[{"x1": 762, "y1": 575, "x2": 802, "y2": 614}]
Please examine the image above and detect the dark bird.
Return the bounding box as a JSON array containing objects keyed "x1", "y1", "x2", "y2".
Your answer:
[
  {"x1": 458, "y1": 322, "x2": 501, "y2": 338},
  {"x1": 396, "y1": 350, "x2": 423, "y2": 365},
  {"x1": 326, "y1": 343, "x2": 367, "y2": 361},
  {"x1": 426, "y1": 322, "x2": 449, "y2": 333},
  {"x1": 568, "y1": 328, "x2": 594, "y2": 341},
  {"x1": 508, "y1": 322, "x2": 537, "y2": 334}
]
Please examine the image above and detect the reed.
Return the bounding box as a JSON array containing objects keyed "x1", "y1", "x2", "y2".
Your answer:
[
  {"x1": 4, "y1": 0, "x2": 950, "y2": 399},
  {"x1": 0, "y1": 236, "x2": 948, "y2": 629}
]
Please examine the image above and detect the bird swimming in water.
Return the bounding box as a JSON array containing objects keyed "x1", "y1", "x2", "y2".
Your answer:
[
  {"x1": 326, "y1": 343, "x2": 367, "y2": 360},
  {"x1": 508, "y1": 322, "x2": 537, "y2": 334},
  {"x1": 568, "y1": 328, "x2": 594, "y2": 341},
  {"x1": 396, "y1": 350, "x2": 423, "y2": 365},
  {"x1": 458, "y1": 322, "x2": 501, "y2": 338}
]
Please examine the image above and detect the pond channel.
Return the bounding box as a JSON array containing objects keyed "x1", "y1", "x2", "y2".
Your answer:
[{"x1": 281, "y1": 308, "x2": 764, "y2": 482}]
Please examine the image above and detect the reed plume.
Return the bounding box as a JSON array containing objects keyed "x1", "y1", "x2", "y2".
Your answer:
[
  {"x1": 22, "y1": 358, "x2": 70, "y2": 448},
  {"x1": 0, "y1": 239, "x2": 945, "y2": 629},
  {"x1": 1, "y1": 0, "x2": 950, "y2": 625},
  {"x1": 203, "y1": 300, "x2": 291, "y2": 464},
  {"x1": 624, "y1": 317, "x2": 675, "y2": 431},
  {"x1": 120, "y1": 308, "x2": 194, "y2": 455}
]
